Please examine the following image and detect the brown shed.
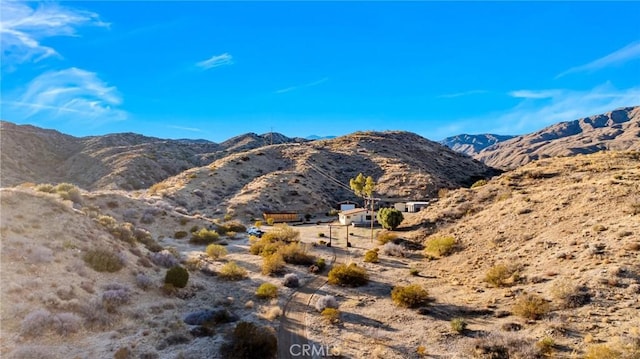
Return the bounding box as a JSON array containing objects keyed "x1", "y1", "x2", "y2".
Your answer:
[{"x1": 263, "y1": 212, "x2": 299, "y2": 223}]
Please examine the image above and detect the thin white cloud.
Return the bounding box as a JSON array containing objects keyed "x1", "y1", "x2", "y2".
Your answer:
[
  {"x1": 436, "y1": 90, "x2": 487, "y2": 99},
  {"x1": 196, "y1": 53, "x2": 233, "y2": 70},
  {"x1": 435, "y1": 83, "x2": 640, "y2": 138},
  {"x1": 508, "y1": 89, "x2": 563, "y2": 99},
  {"x1": 275, "y1": 77, "x2": 328, "y2": 94},
  {"x1": 0, "y1": 0, "x2": 108, "y2": 68},
  {"x1": 491, "y1": 83, "x2": 640, "y2": 134},
  {"x1": 3, "y1": 67, "x2": 127, "y2": 124},
  {"x1": 167, "y1": 125, "x2": 202, "y2": 132},
  {"x1": 557, "y1": 40, "x2": 640, "y2": 78}
]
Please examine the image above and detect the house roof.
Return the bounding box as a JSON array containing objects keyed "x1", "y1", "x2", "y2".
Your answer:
[
  {"x1": 406, "y1": 201, "x2": 430, "y2": 205},
  {"x1": 340, "y1": 208, "x2": 370, "y2": 215}
]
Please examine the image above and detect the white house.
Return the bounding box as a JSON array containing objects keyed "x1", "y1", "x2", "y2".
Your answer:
[
  {"x1": 338, "y1": 208, "x2": 376, "y2": 226},
  {"x1": 406, "y1": 201, "x2": 430, "y2": 213}
]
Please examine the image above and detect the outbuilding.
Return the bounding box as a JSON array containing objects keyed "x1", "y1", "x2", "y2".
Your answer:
[
  {"x1": 338, "y1": 208, "x2": 376, "y2": 226},
  {"x1": 406, "y1": 201, "x2": 430, "y2": 213}
]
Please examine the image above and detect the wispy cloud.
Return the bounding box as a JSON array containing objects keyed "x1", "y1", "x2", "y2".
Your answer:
[
  {"x1": 3, "y1": 67, "x2": 127, "y2": 124},
  {"x1": 508, "y1": 89, "x2": 563, "y2": 99},
  {"x1": 0, "y1": 0, "x2": 108, "y2": 68},
  {"x1": 556, "y1": 40, "x2": 640, "y2": 78},
  {"x1": 196, "y1": 53, "x2": 233, "y2": 70},
  {"x1": 275, "y1": 77, "x2": 328, "y2": 94},
  {"x1": 492, "y1": 83, "x2": 640, "y2": 134},
  {"x1": 167, "y1": 125, "x2": 202, "y2": 132},
  {"x1": 434, "y1": 83, "x2": 640, "y2": 138},
  {"x1": 436, "y1": 90, "x2": 487, "y2": 99}
]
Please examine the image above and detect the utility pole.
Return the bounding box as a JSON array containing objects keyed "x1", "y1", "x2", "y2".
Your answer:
[
  {"x1": 370, "y1": 195, "x2": 375, "y2": 243},
  {"x1": 328, "y1": 224, "x2": 332, "y2": 247},
  {"x1": 346, "y1": 225, "x2": 351, "y2": 247}
]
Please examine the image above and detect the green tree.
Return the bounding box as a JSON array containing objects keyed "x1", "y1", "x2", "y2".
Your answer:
[
  {"x1": 376, "y1": 208, "x2": 404, "y2": 230},
  {"x1": 349, "y1": 173, "x2": 375, "y2": 198}
]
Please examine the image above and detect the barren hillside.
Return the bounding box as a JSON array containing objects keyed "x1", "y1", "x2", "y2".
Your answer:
[
  {"x1": 475, "y1": 106, "x2": 640, "y2": 169},
  {"x1": 0, "y1": 122, "x2": 302, "y2": 190},
  {"x1": 145, "y1": 131, "x2": 497, "y2": 220}
]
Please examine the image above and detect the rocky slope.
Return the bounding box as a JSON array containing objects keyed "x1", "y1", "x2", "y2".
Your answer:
[
  {"x1": 0, "y1": 122, "x2": 302, "y2": 190},
  {"x1": 144, "y1": 131, "x2": 497, "y2": 220},
  {"x1": 440, "y1": 134, "x2": 514, "y2": 156},
  {"x1": 475, "y1": 106, "x2": 640, "y2": 169}
]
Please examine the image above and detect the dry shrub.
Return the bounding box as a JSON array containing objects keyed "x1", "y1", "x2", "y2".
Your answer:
[
  {"x1": 262, "y1": 224, "x2": 299, "y2": 242},
  {"x1": 550, "y1": 279, "x2": 591, "y2": 308},
  {"x1": 83, "y1": 249, "x2": 125, "y2": 272},
  {"x1": 382, "y1": 242, "x2": 406, "y2": 257},
  {"x1": 283, "y1": 273, "x2": 299, "y2": 288},
  {"x1": 321, "y1": 308, "x2": 340, "y2": 324},
  {"x1": 315, "y1": 295, "x2": 338, "y2": 312},
  {"x1": 264, "y1": 306, "x2": 282, "y2": 321},
  {"x1": 484, "y1": 264, "x2": 520, "y2": 287},
  {"x1": 451, "y1": 318, "x2": 468, "y2": 333},
  {"x1": 249, "y1": 237, "x2": 283, "y2": 256},
  {"x1": 206, "y1": 244, "x2": 227, "y2": 260},
  {"x1": 219, "y1": 261, "x2": 247, "y2": 281},
  {"x1": 391, "y1": 284, "x2": 430, "y2": 308},
  {"x1": 217, "y1": 221, "x2": 246, "y2": 235},
  {"x1": 424, "y1": 236, "x2": 457, "y2": 257},
  {"x1": 221, "y1": 322, "x2": 277, "y2": 359},
  {"x1": 279, "y1": 242, "x2": 314, "y2": 265},
  {"x1": 174, "y1": 231, "x2": 188, "y2": 239},
  {"x1": 512, "y1": 294, "x2": 550, "y2": 320},
  {"x1": 164, "y1": 266, "x2": 189, "y2": 288},
  {"x1": 190, "y1": 228, "x2": 220, "y2": 244},
  {"x1": 20, "y1": 309, "x2": 52, "y2": 337},
  {"x1": 255, "y1": 283, "x2": 278, "y2": 299},
  {"x1": 469, "y1": 333, "x2": 540, "y2": 358},
  {"x1": 583, "y1": 344, "x2": 622, "y2": 359},
  {"x1": 262, "y1": 253, "x2": 286, "y2": 276},
  {"x1": 377, "y1": 231, "x2": 398, "y2": 245},
  {"x1": 328, "y1": 263, "x2": 368, "y2": 287},
  {"x1": 364, "y1": 249, "x2": 379, "y2": 263}
]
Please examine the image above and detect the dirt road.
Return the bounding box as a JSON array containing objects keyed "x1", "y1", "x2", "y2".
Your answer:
[{"x1": 277, "y1": 243, "x2": 349, "y2": 359}]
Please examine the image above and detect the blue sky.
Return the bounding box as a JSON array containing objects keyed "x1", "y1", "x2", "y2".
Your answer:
[{"x1": 1, "y1": 1, "x2": 639, "y2": 142}]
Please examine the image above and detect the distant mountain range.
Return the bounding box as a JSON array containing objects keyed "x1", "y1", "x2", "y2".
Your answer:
[
  {"x1": 440, "y1": 134, "x2": 515, "y2": 156},
  {"x1": 474, "y1": 106, "x2": 640, "y2": 169},
  {"x1": 2, "y1": 105, "x2": 638, "y2": 191},
  {"x1": 440, "y1": 106, "x2": 639, "y2": 169},
  {"x1": 305, "y1": 135, "x2": 337, "y2": 140}
]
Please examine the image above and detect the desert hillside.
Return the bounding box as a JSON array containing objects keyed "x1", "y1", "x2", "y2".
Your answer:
[
  {"x1": 2, "y1": 150, "x2": 638, "y2": 359},
  {"x1": 144, "y1": 131, "x2": 497, "y2": 220},
  {"x1": 0, "y1": 121, "x2": 303, "y2": 190},
  {"x1": 475, "y1": 106, "x2": 640, "y2": 169},
  {"x1": 441, "y1": 134, "x2": 515, "y2": 156}
]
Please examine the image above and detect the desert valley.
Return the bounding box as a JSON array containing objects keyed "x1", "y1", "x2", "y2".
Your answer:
[{"x1": 1, "y1": 106, "x2": 639, "y2": 359}]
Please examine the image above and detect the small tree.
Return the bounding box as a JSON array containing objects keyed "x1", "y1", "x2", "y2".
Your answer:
[{"x1": 377, "y1": 208, "x2": 404, "y2": 230}]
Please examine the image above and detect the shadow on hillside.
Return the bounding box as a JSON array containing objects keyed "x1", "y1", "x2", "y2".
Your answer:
[
  {"x1": 420, "y1": 302, "x2": 495, "y2": 322},
  {"x1": 340, "y1": 311, "x2": 397, "y2": 333}
]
